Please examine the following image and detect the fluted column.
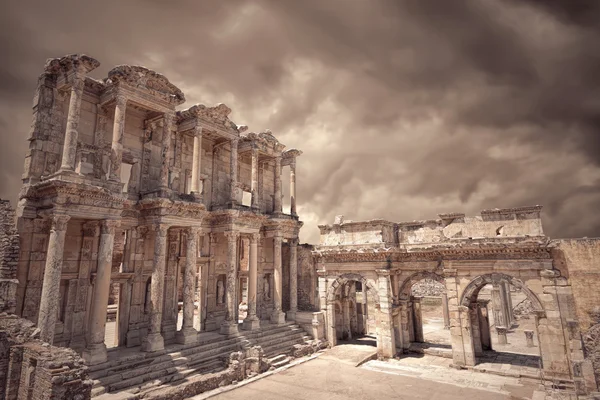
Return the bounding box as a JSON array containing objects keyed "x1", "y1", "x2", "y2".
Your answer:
[
  {"x1": 290, "y1": 160, "x2": 297, "y2": 215},
  {"x1": 271, "y1": 234, "x2": 285, "y2": 324},
  {"x1": 273, "y1": 156, "x2": 282, "y2": 213},
  {"x1": 38, "y1": 215, "x2": 70, "y2": 344},
  {"x1": 59, "y1": 73, "x2": 85, "y2": 172},
  {"x1": 229, "y1": 138, "x2": 239, "y2": 205},
  {"x1": 191, "y1": 124, "x2": 203, "y2": 194},
  {"x1": 221, "y1": 231, "x2": 239, "y2": 335},
  {"x1": 441, "y1": 292, "x2": 450, "y2": 329},
  {"x1": 142, "y1": 224, "x2": 168, "y2": 352},
  {"x1": 83, "y1": 220, "x2": 119, "y2": 364},
  {"x1": 109, "y1": 94, "x2": 127, "y2": 181},
  {"x1": 177, "y1": 227, "x2": 199, "y2": 344},
  {"x1": 243, "y1": 233, "x2": 260, "y2": 330},
  {"x1": 287, "y1": 238, "x2": 298, "y2": 321},
  {"x1": 251, "y1": 146, "x2": 259, "y2": 208},
  {"x1": 159, "y1": 114, "x2": 174, "y2": 189}
]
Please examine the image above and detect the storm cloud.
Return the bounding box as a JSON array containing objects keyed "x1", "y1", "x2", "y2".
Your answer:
[{"x1": 1, "y1": 0, "x2": 599, "y2": 243}]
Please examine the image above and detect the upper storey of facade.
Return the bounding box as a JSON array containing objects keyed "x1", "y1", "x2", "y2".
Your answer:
[
  {"x1": 18, "y1": 54, "x2": 302, "y2": 224},
  {"x1": 317, "y1": 205, "x2": 545, "y2": 250}
]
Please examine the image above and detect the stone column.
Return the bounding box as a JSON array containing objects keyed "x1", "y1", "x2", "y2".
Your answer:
[
  {"x1": 38, "y1": 215, "x2": 70, "y2": 344},
  {"x1": 273, "y1": 156, "x2": 282, "y2": 213},
  {"x1": 83, "y1": 220, "x2": 119, "y2": 365},
  {"x1": 159, "y1": 114, "x2": 174, "y2": 189},
  {"x1": 243, "y1": 233, "x2": 260, "y2": 330},
  {"x1": 290, "y1": 160, "x2": 297, "y2": 215},
  {"x1": 496, "y1": 326, "x2": 508, "y2": 345},
  {"x1": 221, "y1": 231, "x2": 239, "y2": 335},
  {"x1": 477, "y1": 300, "x2": 492, "y2": 350},
  {"x1": 271, "y1": 235, "x2": 285, "y2": 324},
  {"x1": 525, "y1": 330, "x2": 535, "y2": 347},
  {"x1": 191, "y1": 124, "x2": 203, "y2": 195},
  {"x1": 109, "y1": 94, "x2": 127, "y2": 181},
  {"x1": 59, "y1": 73, "x2": 85, "y2": 172},
  {"x1": 491, "y1": 283, "x2": 507, "y2": 328},
  {"x1": 177, "y1": 227, "x2": 199, "y2": 344},
  {"x1": 229, "y1": 138, "x2": 239, "y2": 205},
  {"x1": 412, "y1": 297, "x2": 424, "y2": 343},
  {"x1": 287, "y1": 238, "x2": 298, "y2": 321},
  {"x1": 376, "y1": 269, "x2": 397, "y2": 358},
  {"x1": 441, "y1": 292, "x2": 450, "y2": 329},
  {"x1": 251, "y1": 146, "x2": 259, "y2": 208},
  {"x1": 142, "y1": 224, "x2": 168, "y2": 352},
  {"x1": 502, "y1": 281, "x2": 514, "y2": 326}
]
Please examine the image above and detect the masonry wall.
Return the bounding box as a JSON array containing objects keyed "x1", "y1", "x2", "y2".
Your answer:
[
  {"x1": 554, "y1": 238, "x2": 600, "y2": 384},
  {"x1": 0, "y1": 200, "x2": 19, "y2": 314}
]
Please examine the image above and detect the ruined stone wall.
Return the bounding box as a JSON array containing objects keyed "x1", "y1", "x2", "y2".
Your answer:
[
  {"x1": 400, "y1": 207, "x2": 544, "y2": 245},
  {"x1": 554, "y1": 238, "x2": 600, "y2": 385},
  {"x1": 410, "y1": 278, "x2": 446, "y2": 297},
  {"x1": 0, "y1": 315, "x2": 92, "y2": 400},
  {"x1": 0, "y1": 200, "x2": 19, "y2": 314}
]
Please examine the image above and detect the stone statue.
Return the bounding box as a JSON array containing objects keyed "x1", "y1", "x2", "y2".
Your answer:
[
  {"x1": 217, "y1": 280, "x2": 224, "y2": 305},
  {"x1": 263, "y1": 276, "x2": 270, "y2": 301}
]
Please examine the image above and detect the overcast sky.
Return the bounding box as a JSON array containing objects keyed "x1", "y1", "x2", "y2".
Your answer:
[{"x1": 1, "y1": 0, "x2": 599, "y2": 243}]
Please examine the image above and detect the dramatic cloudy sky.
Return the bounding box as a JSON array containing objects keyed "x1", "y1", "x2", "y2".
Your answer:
[{"x1": 1, "y1": 0, "x2": 599, "y2": 243}]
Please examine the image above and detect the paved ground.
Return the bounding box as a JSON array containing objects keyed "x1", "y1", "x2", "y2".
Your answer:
[{"x1": 203, "y1": 344, "x2": 539, "y2": 400}]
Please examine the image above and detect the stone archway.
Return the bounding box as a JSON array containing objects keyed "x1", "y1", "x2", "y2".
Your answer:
[
  {"x1": 398, "y1": 271, "x2": 445, "y2": 300},
  {"x1": 450, "y1": 272, "x2": 555, "y2": 373},
  {"x1": 396, "y1": 271, "x2": 447, "y2": 350},
  {"x1": 324, "y1": 272, "x2": 396, "y2": 358}
]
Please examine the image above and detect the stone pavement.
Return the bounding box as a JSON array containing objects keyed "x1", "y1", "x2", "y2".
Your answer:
[
  {"x1": 200, "y1": 344, "x2": 539, "y2": 400},
  {"x1": 366, "y1": 353, "x2": 541, "y2": 398}
]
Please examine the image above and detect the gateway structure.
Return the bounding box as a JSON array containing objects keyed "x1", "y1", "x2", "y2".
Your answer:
[{"x1": 314, "y1": 209, "x2": 600, "y2": 395}]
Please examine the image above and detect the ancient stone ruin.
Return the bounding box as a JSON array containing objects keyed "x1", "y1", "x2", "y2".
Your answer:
[{"x1": 0, "y1": 53, "x2": 599, "y2": 399}]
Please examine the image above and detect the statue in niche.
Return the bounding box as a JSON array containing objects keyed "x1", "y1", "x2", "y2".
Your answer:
[
  {"x1": 217, "y1": 279, "x2": 225, "y2": 305},
  {"x1": 263, "y1": 275, "x2": 271, "y2": 301}
]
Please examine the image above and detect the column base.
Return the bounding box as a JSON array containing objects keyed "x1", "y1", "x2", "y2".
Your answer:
[
  {"x1": 220, "y1": 320, "x2": 239, "y2": 335},
  {"x1": 270, "y1": 310, "x2": 286, "y2": 325},
  {"x1": 176, "y1": 327, "x2": 199, "y2": 345},
  {"x1": 286, "y1": 310, "x2": 297, "y2": 321},
  {"x1": 82, "y1": 342, "x2": 107, "y2": 365},
  {"x1": 141, "y1": 332, "x2": 165, "y2": 352},
  {"x1": 242, "y1": 315, "x2": 261, "y2": 331}
]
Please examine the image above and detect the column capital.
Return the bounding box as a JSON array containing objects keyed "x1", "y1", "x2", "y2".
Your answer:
[
  {"x1": 101, "y1": 220, "x2": 120, "y2": 235},
  {"x1": 193, "y1": 123, "x2": 204, "y2": 137},
  {"x1": 163, "y1": 112, "x2": 175, "y2": 125},
  {"x1": 231, "y1": 137, "x2": 239, "y2": 146},
  {"x1": 153, "y1": 224, "x2": 169, "y2": 237},
  {"x1": 224, "y1": 230, "x2": 239, "y2": 241},
  {"x1": 50, "y1": 214, "x2": 70, "y2": 232},
  {"x1": 249, "y1": 233, "x2": 261, "y2": 244},
  {"x1": 289, "y1": 238, "x2": 299, "y2": 247},
  {"x1": 185, "y1": 226, "x2": 200, "y2": 237},
  {"x1": 376, "y1": 269, "x2": 391, "y2": 277},
  {"x1": 115, "y1": 93, "x2": 127, "y2": 107}
]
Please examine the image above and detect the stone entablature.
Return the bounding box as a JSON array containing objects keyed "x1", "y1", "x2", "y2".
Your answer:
[{"x1": 318, "y1": 206, "x2": 545, "y2": 248}]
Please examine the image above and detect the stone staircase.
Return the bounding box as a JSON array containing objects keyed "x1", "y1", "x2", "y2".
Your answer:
[{"x1": 91, "y1": 322, "x2": 311, "y2": 399}]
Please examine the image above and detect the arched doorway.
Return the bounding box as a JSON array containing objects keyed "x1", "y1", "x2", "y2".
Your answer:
[
  {"x1": 397, "y1": 272, "x2": 450, "y2": 354},
  {"x1": 456, "y1": 273, "x2": 549, "y2": 372},
  {"x1": 325, "y1": 273, "x2": 397, "y2": 356}
]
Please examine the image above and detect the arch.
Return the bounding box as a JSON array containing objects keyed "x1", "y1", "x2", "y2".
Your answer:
[
  {"x1": 326, "y1": 273, "x2": 380, "y2": 305},
  {"x1": 459, "y1": 273, "x2": 544, "y2": 313},
  {"x1": 398, "y1": 271, "x2": 445, "y2": 300}
]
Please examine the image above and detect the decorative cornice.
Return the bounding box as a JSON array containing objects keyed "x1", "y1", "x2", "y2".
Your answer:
[{"x1": 105, "y1": 65, "x2": 185, "y2": 105}]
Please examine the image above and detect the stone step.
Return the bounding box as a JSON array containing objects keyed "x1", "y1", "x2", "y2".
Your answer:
[
  {"x1": 259, "y1": 332, "x2": 309, "y2": 347},
  {"x1": 262, "y1": 337, "x2": 311, "y2": 357}
]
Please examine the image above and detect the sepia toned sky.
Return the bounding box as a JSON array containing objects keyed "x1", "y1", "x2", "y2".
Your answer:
[{"x1": 1, "y1": 0, "x2": 599, "y2": 243}]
